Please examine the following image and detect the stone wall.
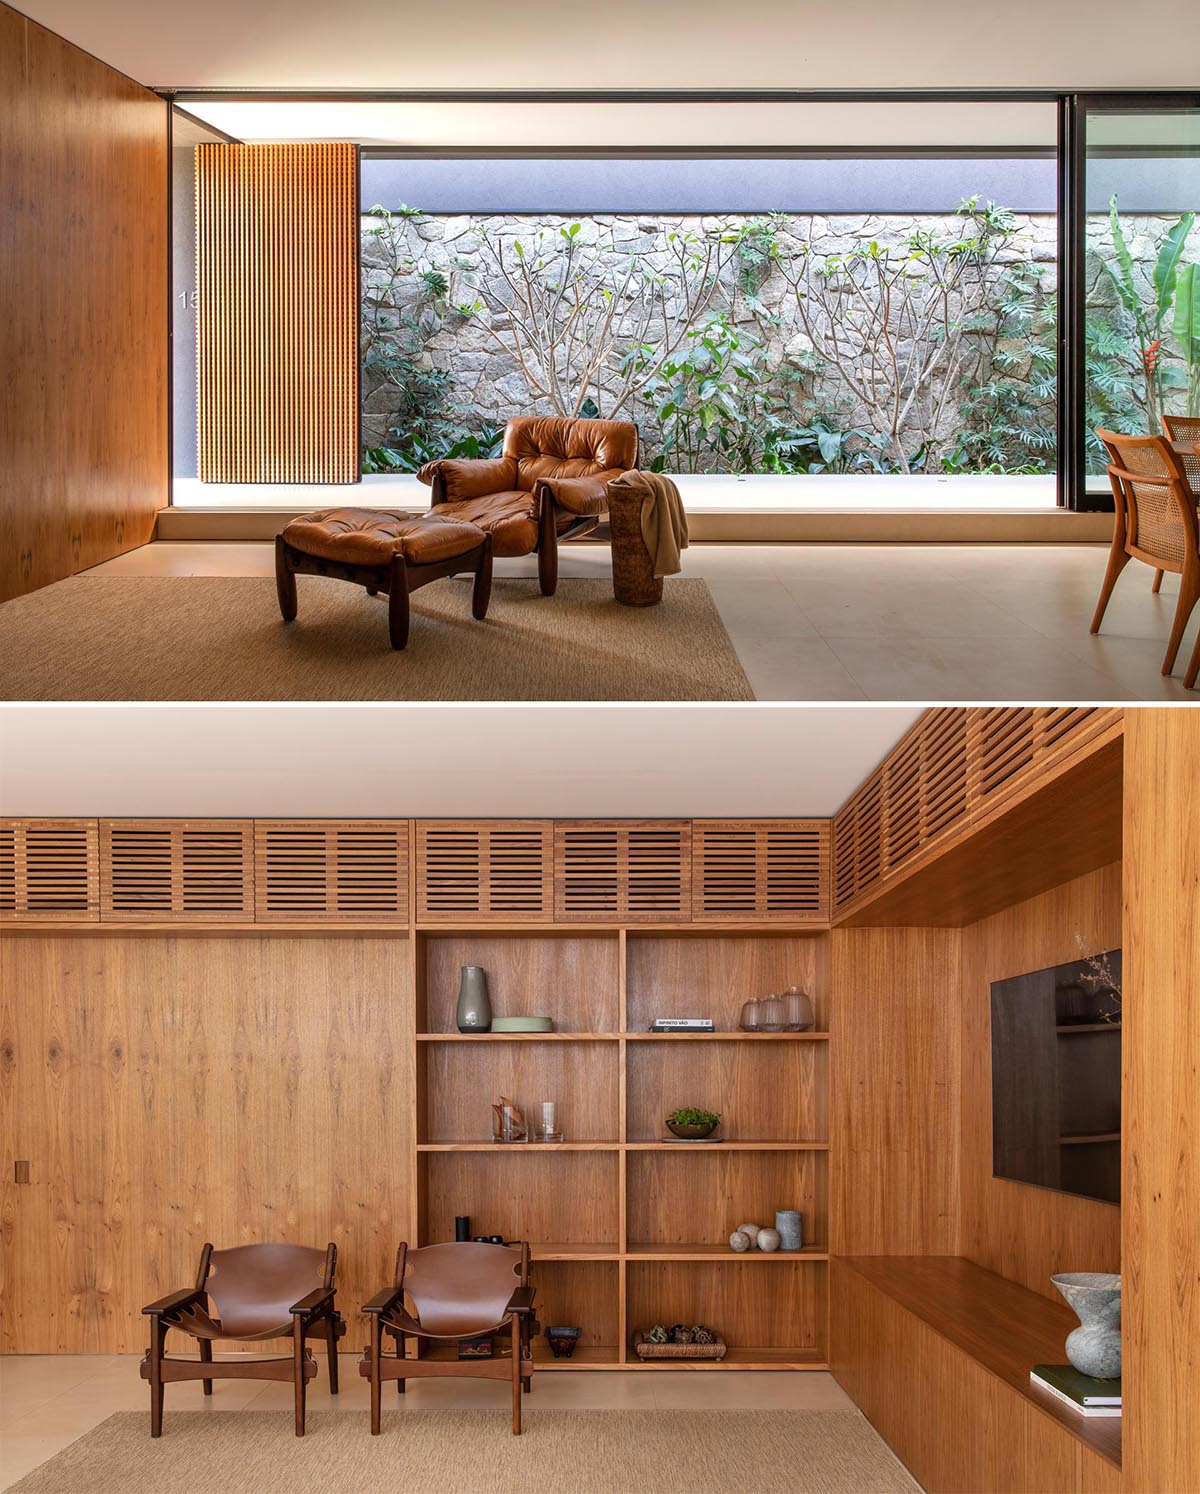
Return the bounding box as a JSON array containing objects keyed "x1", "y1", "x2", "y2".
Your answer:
[{"x1": 361, "y1": 210, "x2": 1193, "y2": 472}]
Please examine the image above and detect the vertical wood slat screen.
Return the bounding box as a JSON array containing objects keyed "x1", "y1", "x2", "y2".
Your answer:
[
  {"x1": 831, "y1": 707, "x2": 1119, "y2": 914},
  {"x1": 195, "y1": 143, "x2": 358, "y2": 484},
  {"x1": 415, "y1": 821, "x2": 555, "y2": 923},
  {"x1": 254, "y1": 821, "x2": 409, "y2": 922},
  {"x1": 0, "y1": 820, "x2": 99, "y2": 922},
  {"x1": 692, "y1": 821, "x2": 829, "y2": 923},
  {"x1": 554, "y1": 821, "x2": 692, "y2": 923}
]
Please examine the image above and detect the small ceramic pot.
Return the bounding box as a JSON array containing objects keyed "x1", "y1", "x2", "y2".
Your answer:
[
  {"x1": 776, "y1": 1210, "x2": 803, "y2": 1250},
  {"x1": 1051, "y1": 1272, "x2": 1121, "y2": 1379},
  {"x1": 667, "y1": 1118, "x2": 719, "y2": 1140},
  {"x1": 456, "y1": 966, "x2": 491, "y2": 1033}
]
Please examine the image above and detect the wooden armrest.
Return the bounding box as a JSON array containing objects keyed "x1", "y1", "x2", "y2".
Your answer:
[
  {"x1": 142, "y1": 1287, "x2": 205, "y2": 1317},
  {"x1": 291, "y1": 1287, "x2": 335, "y2": 1317},
  {"x1": 363, "y1": 1285, "x2": 406, "y2": 1315},
  {"x1": 505, "y1": 1286, "x2": 537, "y2": 1315}
]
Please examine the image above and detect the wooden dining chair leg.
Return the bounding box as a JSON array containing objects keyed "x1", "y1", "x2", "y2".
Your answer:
[
  {"x1": 1184, "y1": 629, "x2": 1200, "y2": 689},
  {"x1": 472, "y1": 534, "x2": 494, "y2": 620},
  {"x1": 1090, "y1": 546, "x2": 1130, "y2": 634},
  {"x1": 1152, "y1": 568, "x2": 1164, "y2": 594},
  {"x1": 324, "y1": 1316, "x2": 339, "y2": 1394},
  {"x1": 148, "y1": 1318, "x2": 166, "y2": 1437},
  {"x1": 199, "y1": 1339, "x2": 213, "y2": 1396},
  {"x1": 369, "y1": 1317, "x2": 383, "y2": 1435},
  {"x1": 387, "y1": 556, "x2": 410, "y2": 651},
  {"x1": 1161, "y1": 572, "x2": 1200, "y2": 675},
  {"x1": 275, "y1": 536, "x2": 298, "y2": 623},
  {"x1": 511, "y1": 1314, "x2": 522, "y2": 1435},
  {"x1": 293, "y1": 1319, "x2": 307, "y2": 1437}
]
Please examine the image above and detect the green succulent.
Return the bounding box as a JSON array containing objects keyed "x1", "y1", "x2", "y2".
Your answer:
[{"x1": 667, "y1": 1107, "x2": 721, "y2": 1128}]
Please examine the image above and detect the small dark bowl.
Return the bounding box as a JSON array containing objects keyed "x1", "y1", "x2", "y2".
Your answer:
[
  {"x1": 666, "y1": 1118, "x2": 719, "y2": 1140},
  {"x1": 545, "y1": 1326, "x2": 582, "y2": 1359}
]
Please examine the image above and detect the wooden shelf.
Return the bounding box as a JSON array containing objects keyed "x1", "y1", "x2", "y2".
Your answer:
[
  {"x1": 417, "y1": 1031, "x2": 829, "y2": 1042},
  {"x1": 625, "y1": 1141, "x2": 829, "y2": 1151},
  {"x1": 624, "y1": 1031, "x2": 829, "y2": 1042},
  {"x1": 1059, "y1": 1132, "x2": 1120, "y2": 1145},
  {"x1": 417, "y1": 1142, "x2": 620, "y2": 1152},
  {"x1": 840, "y1": 1256, "x2": 1120, "y2": 1469},
  {"x1": 626, "y1": 1348, "x2": 829, "y2": 1370},
  {"x1": 1055, "y1": 1023, "x2": 1120, "y2": 1035},
  {"x1": 625, "y1": 1245, "x2": 829, "y2": 1262},
  {"x1": 416, "y1": 1032, "x2": 620, "y2": 1042},
  {"x1": 419, "y1": 1141, "x2": 826, "y2": 1152},
  {"x1": 529, "y1": 1243, "x2": 621, "y2": 1261}
]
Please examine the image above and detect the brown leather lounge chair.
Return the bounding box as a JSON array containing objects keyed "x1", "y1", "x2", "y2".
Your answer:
[
  {"x1": 418, "y1": 415, "x2": 639, "y2": 596},
  {"x1": 359, "y1": 1241, "x2": 538, "y2": 1434},
  {"x1": 141, "y1": 1242, "x2": 346, "y2": 1437}
]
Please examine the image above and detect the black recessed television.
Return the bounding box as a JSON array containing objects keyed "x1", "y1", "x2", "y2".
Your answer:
[{"x1": 990, "y1": 948, "x2": 1121, "y2": 1206}]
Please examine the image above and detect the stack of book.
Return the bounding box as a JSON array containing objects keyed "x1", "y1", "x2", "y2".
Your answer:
[
  {"x1": 1030, "y1": 1364, "x2": 1121, "y2": 1417},
  {"x1": 648, "y1": 1018, "x2": 715, "y2": 1033}
]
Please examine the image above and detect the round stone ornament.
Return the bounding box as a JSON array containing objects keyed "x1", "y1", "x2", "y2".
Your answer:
[
  {"x1": 729, "y1": 1229, "x2": 752, "y2": 1253},
  {"x1": 736, "y1": 1222, "x2": 761, "y2": 1245},
  {"x1": 757, "y1": 1227, "x2": 781, "y2": 1252}
]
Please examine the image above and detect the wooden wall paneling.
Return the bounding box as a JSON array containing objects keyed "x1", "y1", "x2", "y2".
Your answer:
[
  {"x1": 0, "y1": 5, "x2": 167, "y2": 602},
  {"x1": 958, "y1": 864, "x2": 1122, "y2": 1299},
  {"x1": 415, "y1": 821, "x2": 554, "y2": 924},
  {"x1": 624, "y1": 932, "x2": 829, "y2": 1032},
  {"x1": 625, "y1": 1150, "x2": 828, "y2": 1250},
  {"x1": 99, "y1": 820, "x2": 254, "y2": 923},
  {"x1": 421, "y1": 933, "x2": 619, "y2": 1033},
  {"x1": 830, "y1": 927, "x2": 961, "y2": 1256},
  {"x1": 195, "y1": 143, "x2": 358, "y2": 484},
  {"x1": 421, "y1": 1151, "x2": 620, "y2": 1250},
  {"x1": 0, "y1": 935, "x2": 410, "y2": 1353},
  {"x1": 421, "y1": 1041, "x2": 621, "y2": 1143},
  {"x1": 625, "y1": 1041, "x2": 826, "y2": 1143},
  {"x1": 625, "y1": 1261, "x2": 827, "y2": 1361},
  {"x1": 253, "y1": 820, "x2": 408, "y2": 923},
  {"x1": 0, "y1": 819, "x2": 99, "y2": 922},
  {"x1": 528, "y1": 1261, "x2": 620, "y2": 1355},
  {"x1": 1122, "y1": 710, "x2": 1200, "y2": 1494},
  {"x1": 690, "y1": 820, "x2": 829, "y2": 924},
  {"x1": 830, "y1": 1259, "x2": 1116, "y2": 1493},
  {"x1": 554, "y1": 821, "x2": 691, "y2": 923}
]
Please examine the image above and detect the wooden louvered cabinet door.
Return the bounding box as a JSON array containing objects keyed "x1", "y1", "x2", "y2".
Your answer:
[
  {"x1": 416, "y1": 821, "x2": 554, "y2": 924},
  {"x1": 554, "y1": 821, "x2": 691, "y2": 923},
  {"x1": 254, "y1": 821, "x2": 409, "y2": 923},
  {"x1": 691, "y1": 821, "x2": 829, "y2": 924},
  {"x1": 99, "y1": 820, "x2": 254, "y2": 923},
  {"x1": 0, "y1": 819, "x2": 99, "y2": 922}
]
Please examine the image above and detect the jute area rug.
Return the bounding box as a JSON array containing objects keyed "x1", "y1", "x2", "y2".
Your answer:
[
  {"x1": 10, "y1": 1409, "x2": 919, "y2": 1493},
  {"x1": 0, "y1": 576, "x2": 753, "y2": 701}
]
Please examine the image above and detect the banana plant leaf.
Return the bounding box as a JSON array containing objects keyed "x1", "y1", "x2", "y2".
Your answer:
[
  {"x1": 1174, "y1": 263, "x2": 1200, "y2": 363},
  {"x1": 1153, "y1": 213, "x2": 1195, "y2": 321}
]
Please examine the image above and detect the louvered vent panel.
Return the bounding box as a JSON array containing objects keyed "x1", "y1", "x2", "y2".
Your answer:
[
  {"x1": 255, "y1": 821, "x2": 408, "y2": 922},
  {"x1": 692, "y1": 821, "x2": 828, "y2": 923},
  {"x1": 920, "y1": 708, "x2": 970, "y2": 842},
  {"x1": 881, "y1": 732, "x2": 924, "y2": 871},
  {"x1": 1038, "y1": 707, "x2": 1103, "y2": 755},
  {"x1": 0, "y1": 819, "x2": 99, "y2": 922},
  {"x1": 416, "y1": 821, "x2": 553, "y2": 923},
  {"x1": 832, "y1": 813, "x2": 860, "y2": 911},
  {"x1": 555, "y1": 821, "x2": 691, "y2": 923},
  {"x1": 100, "y1": 821, "x2": 253, "y2": 922},
  {"x1": 974, "y1": 708, "x2": 1038, "y2": 803}
]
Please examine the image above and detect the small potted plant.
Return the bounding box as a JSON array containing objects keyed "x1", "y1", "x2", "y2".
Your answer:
[{"x1": 666, "y1": 1106, "x2": 721, "y2": 1140}]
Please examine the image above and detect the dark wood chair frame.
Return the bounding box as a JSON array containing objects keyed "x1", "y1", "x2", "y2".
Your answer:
[
  {"x1": 359, "y1": 1241, "x2": 538, "y2": 1435},
  {"x1": 275, "y1": 531, "x2": 494, "y2": 651},
  {"x1": 140, "y1": 1241, "x2": 346, "y2": 1438}
]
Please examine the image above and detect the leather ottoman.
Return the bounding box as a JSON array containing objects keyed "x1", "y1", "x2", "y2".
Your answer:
[{"x1": 276, "y1": 508, "x2": 493, "y2": 651}]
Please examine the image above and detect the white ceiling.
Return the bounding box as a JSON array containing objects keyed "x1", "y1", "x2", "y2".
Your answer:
[
  {"x1": 0, "y1": 706, "x2": 919, "y2": 818},
  {"x1": 16, "y1": 0, "x2": 1200, "y2": 91}
]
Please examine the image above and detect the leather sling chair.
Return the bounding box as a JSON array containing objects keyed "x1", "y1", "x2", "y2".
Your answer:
[
  {"x1": 141, "y1": 1242, "x2": 346, "y2": 1437},
  {"x1": 360, "y1": 1241, "x2": 538, "y2": 1435},
  {"x1": 417, "y1": 415, "x2": 639, "y2": 596}
]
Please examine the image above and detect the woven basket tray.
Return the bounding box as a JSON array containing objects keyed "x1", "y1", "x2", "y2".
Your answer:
[{"x1": 632, "y1": 1333, "x2": 727, "y2": 1360}]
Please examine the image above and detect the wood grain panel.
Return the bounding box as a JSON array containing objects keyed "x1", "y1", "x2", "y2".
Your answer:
[
  {"x1": 421, "y1": 1151, "x2": 620, "y2": 1249},
  {"x1": 420, "y1": 932, "x2": 619, "y2": 1033},
  {"x1": 0, "y1": 935, "x2": 410, "y2": 1353},
  {"x1": 691, "y1": 820, "x2": 829, "y2": 924},
  {"x1": 195, "y1": 143, "x2": 358, "y2": 484},
  {"x1": 626, "y1": 1260, "x2": 827, "y2": 1353},
  {"x1": 832, "y1": 1258, "x2": 1118, "y2": 1492},
  {"x1": 554, "y1": 821, "x2": 691, "y2": 923},
  {"x1": 254, "y1": 820, "x2": 408, "y2": 923},
  {"x1": 625, "y1": 1041, "x2": 826, "y2": 1143},
  {"x1": 1122, "y1": 710, "x2": 1200, "y2": 1494},
  {"x1": 420, "y1": 1041, "x2": 620, "y2": 1143},
  {"x1": 0, "y1": 819, "x2": 99, "y2": 923},
  {"x1": 416, "y1": 821, "x2": 554, "y2": 924},
  {"x1": 625, "y1": 1150, "x2": 827, "y2": 1250},
  {"x1": 99, "y1": 820, "x2": 254, "y2": 923},
  {"x1": 527, "y1": 1261, "x2": 620, "y2": 1350},
  {"x1": 0, "y1": 4, "x2": 166, "y2": 601},
  {"x1": 959, "y1": 864, "x2": 1122, "y2": 1299},
  {"x1": 625, "y1": 932, "x2": 829, "y2": 1033},
  {"x1": 830, "y1": 927, "x2": 961, "y2": 1256}
]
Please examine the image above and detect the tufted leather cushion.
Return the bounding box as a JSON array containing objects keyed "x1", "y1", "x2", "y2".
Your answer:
[
  {"x1": 416, "y1": 455, "x2": 518, "y2": 501},
  {"x1": 282, "y1": 508, "x2": 486, "y2": 567},
  {"x1": 505, "y1": 416, "x2": 638, "y2": 490},
  {"x1": 435, "y1": 490, "x2": 540, "y2": 557}
]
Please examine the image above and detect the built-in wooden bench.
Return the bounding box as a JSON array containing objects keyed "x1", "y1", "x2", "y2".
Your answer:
[{"x1": 832, "y1": 1256, "x2": 1121, "y2": 1493}]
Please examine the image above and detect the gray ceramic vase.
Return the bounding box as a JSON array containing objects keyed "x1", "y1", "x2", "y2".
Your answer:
[
  {"x1": 455, "y1": 966, "x2": 492, "y2": 1033},
  {"x1": 1050, "y1": 1272, "x2": 1121, "y2": 1379},
  {"x1": 776, "y1": 1209, "x2": 803, "y2": 1251}
]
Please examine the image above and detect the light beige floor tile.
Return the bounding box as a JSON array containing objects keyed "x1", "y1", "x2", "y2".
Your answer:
[
  {"x1": 705, "y1": 580, "x2": 820, "y2": 639},
  {"x1": 733, "y1": 638, "x2": 867, "y2": 701}
]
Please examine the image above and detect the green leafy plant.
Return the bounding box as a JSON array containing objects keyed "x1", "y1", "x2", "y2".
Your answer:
[
  {"x1": 362, "y1": 425, "x2": 503, "y2": 475},
  {"x1": 1101, "y1": 197, "x2": 1195, "y2": 431},
  {"x1": 666, "y1": 1107, "x2": 721, "y2": 1129},
  {"x1": 1173, "y1": 262, "x2": 1200, "y2": 417}
]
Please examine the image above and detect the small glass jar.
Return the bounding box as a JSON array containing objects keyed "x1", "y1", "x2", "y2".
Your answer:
[
  {"x1": 783, "y1": 986, "x2": 815, "y2": 1032},
  {"x1": 538, "y1": 1100, "x2": 563, "y2": 1143},
  {"x1": 492, "y1": 1104, "x2": 526, "y2": 1143},
  {"x1": 757, "y1": 994, "x2": 785, "y2": 1032},
  {"x1": 737, "y1": 998, "x2": 760, "y2": 1032}
]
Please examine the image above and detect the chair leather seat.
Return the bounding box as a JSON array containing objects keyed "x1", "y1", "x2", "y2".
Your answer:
[
  {"x1": 282, "y1": 508, "x2": 486, "y2": 567},
  {"x1": 435, "y1": 490, "x2": 540, "y2": 558}
]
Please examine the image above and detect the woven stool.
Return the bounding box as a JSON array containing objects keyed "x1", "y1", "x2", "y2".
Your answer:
[{"x1": 276, "y1": 508, "x2": 493, "y2": 651}]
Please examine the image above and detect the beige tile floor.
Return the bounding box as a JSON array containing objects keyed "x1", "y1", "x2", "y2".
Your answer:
[
  {"x1": 0, "y1": 1354, "x2": 853, "y2": 1489},
  {"x1": 86, "y1": 541, "x2": 1200, "y2": 701}
]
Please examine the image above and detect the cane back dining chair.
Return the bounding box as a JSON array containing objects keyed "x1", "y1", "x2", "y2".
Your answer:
[
  {"x1": 359, "y1": 1241, "x2": 537, "y2": 1434},
  {"x1": 1091, "y1": 429, "x2": 1200, "y2": 680},
  {"x1": 141, "y1": 1242, "x2": 346, "y2": 1437}
]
